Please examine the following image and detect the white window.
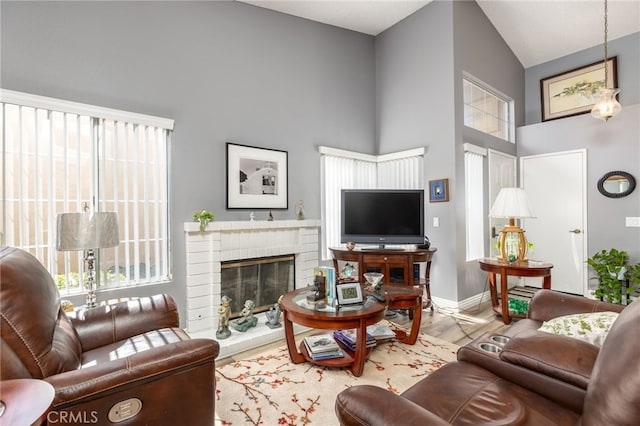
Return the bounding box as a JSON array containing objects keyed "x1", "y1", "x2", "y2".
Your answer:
[
  {"x1": 319, "y1": 146, "x2": 424, "y2": 260},
  {"x1": 1, "y1": 90, "x2": 173, "y2": 294},
  {"x1": 464, "y1": 144, "x2": 487, "y2": 261},
  {"x1": 463, "y1": 76, "x2": 514, "y2": 143}
]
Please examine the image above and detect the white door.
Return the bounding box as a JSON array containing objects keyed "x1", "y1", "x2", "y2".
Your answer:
[
  {"x1": 488, "y1": 150, "x2": 516, "y2": 257},
  {"x1": 520, "y1": 150, "x2": 587, "y2": 295}
]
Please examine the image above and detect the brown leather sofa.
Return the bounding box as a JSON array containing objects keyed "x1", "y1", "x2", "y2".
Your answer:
[
  {"x1": 336, "y1": 290, "x2": 638, "y2": 425},
  {"x1": 0, "y1": 246, "x2": 219, "y2": 425}
]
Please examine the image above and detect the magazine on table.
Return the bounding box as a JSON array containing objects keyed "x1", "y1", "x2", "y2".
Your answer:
[
  {"x1": 366, "y1": 324, "x2": 396, "y2": 342},
  {"x1": 303, "y1": 334, "x2": 341, "y2": 354},
  {"x1": 333, "y1": 329, "x2": 376, "y2": 351}
]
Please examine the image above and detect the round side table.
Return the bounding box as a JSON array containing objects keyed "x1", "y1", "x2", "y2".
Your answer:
[{"x1": 0, "y1": 379, "x2": 55, "y2": 426}]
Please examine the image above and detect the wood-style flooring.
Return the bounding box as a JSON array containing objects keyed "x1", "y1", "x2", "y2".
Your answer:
[{"x1": 217, "y1": 299, "x2": 512, "y2": 367}]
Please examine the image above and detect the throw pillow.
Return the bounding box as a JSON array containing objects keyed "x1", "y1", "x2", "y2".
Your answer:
[{"x1": 538, "y1": 311, "x2": 619, "y2": 347}]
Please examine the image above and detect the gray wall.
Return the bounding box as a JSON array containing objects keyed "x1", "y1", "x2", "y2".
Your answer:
[
  {"x1": 375, "y1": 1, "x2": 457, "y2": 301},
  {"x1": 452, "y1": 0, "x2": 525, "y2": 301},
  {"x1": 1, "y1": 1, "x2": 376, "y2": 322},
  {"x1": 525, "y1": 32, "x2": 640, "y2": 126},
  {"x1": 375, "y1": 0, "x2": 525, "y2": 302}
]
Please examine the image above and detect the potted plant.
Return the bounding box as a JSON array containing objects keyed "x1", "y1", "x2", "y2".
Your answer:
[
  {"x1": 587, "y1": 248, "x2": 638, "y2": 305},
  {"x1": 193, "y1": 210, "x2": 215, "y2": 232}
]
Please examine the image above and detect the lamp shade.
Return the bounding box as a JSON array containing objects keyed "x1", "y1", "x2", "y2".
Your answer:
[
  {"x1": 56, "y1": 212, "x2": 120, "y2": 251},
  {"x1": 489, "y1": 188, "x2": 535, "y2": 219}
]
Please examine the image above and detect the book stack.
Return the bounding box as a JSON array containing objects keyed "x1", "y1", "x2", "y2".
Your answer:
[
  {"x1": 366, "y1": 324, "x2": 396, "y2": 344},
  {"x1": 303, "y1": 334, "x2": 345, "y2": 360},
  {"x1": 333, "y1": 329, "x2": 377, "y2": 352}
]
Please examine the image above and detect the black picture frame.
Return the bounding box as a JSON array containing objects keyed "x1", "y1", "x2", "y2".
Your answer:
[
  {"x1": 540, "y1": 57, "x2": 618, "y2": 122},
  {"x1": 226, "y1": 143, "x2": 288, "y2": 209}
]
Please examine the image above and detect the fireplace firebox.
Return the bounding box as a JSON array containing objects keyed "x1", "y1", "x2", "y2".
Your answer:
[{"x1": 221, "y1": 255, "x2": 294, "y2": 318}]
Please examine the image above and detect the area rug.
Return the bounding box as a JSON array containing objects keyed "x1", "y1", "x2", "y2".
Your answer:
[{"x1": 214, "y1": 324, "x2": 459, "y2": 425}]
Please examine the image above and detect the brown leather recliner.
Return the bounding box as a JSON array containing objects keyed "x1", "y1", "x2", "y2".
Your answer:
[
  {"x1": 336, "y1": 290, "x2": 639, "y2": 425},
  {"x1": 0, "y1": 246, "x2": 219, "y2": 425}
]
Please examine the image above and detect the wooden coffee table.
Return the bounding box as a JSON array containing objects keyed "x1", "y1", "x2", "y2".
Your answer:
[
  {"x1": 280, "y1": 287, "x2": 386, "y2": 377},
  {"x1": 280, "y1": 285, "x2": 423, "y2": 376}
]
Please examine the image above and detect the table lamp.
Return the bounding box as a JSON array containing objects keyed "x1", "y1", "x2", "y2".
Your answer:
[
  {"x1": 56, "y1": 211, "x2": 120, "y2": 308},
  {"x1": 489, "y1": 187, "x2": 535, "y2": 262}
]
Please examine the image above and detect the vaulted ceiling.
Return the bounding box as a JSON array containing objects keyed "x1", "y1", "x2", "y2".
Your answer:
[{"x1": 237, "y1": 0, "x2": 640, "y2": 68}]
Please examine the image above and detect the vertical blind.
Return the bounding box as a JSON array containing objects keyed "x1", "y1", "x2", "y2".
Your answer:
[
  {"x1": 1, "y1": 90, "x2": 173, "y2": 294},
  {"x1": 319, "y1": 147, "x2": 424, "y2": 260},
  {"x1": 464, "y1": 145, "x2": 486, "y2": 261}
]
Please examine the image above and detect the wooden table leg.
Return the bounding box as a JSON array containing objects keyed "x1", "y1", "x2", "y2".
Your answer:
[
  {"x1": 405, "y1": 296, "x2": 422, "y2": 344},
  {"x1": 543, "y1": 275, "x2": 551, "y2": 289},
  {"x1": 500, "y1": 269, "x2": 511, "y2": 324},
  {"x1": 283, "y1": 314, "x2": 304, "y2": 364},
  {"x1": 350, "y1": 320, "x2": 368, "y2": 377},
  {"x1": 488, "y1": 272, "x2": 499, "y2": 309},
  {"x1": 425, "y1": 282, "x2": 434, "y2": 311}
]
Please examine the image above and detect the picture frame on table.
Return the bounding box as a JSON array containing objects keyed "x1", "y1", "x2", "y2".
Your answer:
[
  {"x1": 540, "y1": 57, "x2": 617, "y2": 122},
  {"x1": 335, "y1": 282, "x2": 364, "y2": 307},
  {"x1": 226, "y1": 143, "x2": 288, "y2": 209},
  {"x1": 429, "y1": 178, "x2": 449, "y2": 203}
]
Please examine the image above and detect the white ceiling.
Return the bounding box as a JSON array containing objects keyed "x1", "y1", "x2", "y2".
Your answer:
[{"x1": 237, "y1": 0, "x2": 640, "y2": 68}]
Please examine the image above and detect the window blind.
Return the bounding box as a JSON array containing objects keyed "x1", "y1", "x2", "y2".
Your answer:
[
  {"x1": 320, "y1": 146, "x2": 424, "y2": 260},
  {"x1": 464, "y1": 147, "x2": 486, "y2": 261},
  {"x1": 1, "y1": 90, "x2": 173, "y2": 294}
]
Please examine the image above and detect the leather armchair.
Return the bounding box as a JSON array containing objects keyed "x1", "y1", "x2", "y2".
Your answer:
[
  {"x1": 1, "y1": 246, "x2": 219, "y2": 425},
  {"x1": 336, "y1": 290, "x2": 639, "y2": 425}
]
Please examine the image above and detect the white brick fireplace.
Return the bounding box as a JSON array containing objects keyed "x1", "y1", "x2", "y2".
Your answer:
[{"x1": 184, "y1": 220, "x2": 320, "y2": 357}]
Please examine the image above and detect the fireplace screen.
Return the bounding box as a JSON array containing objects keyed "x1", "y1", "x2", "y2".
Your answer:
[{"x1": 221, "y1": 255, "x2": 295, "y2": 318}]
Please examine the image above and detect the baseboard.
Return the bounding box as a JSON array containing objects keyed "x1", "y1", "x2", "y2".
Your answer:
[{"x1": 431, "y1": 290, "x2": 492, "y2": 312}]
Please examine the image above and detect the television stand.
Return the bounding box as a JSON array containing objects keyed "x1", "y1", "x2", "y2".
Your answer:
[
  {"x1": 360, "y1": 245, "x2": 396, "y2": 251},
  {"x1": 330, "y1": 247, "x2": 437, "y2": 311}
]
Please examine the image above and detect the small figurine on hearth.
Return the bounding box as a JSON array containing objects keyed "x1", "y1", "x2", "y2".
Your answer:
[
  {"x1": 265, "y1": 298, "x2": 282, "y2": 329},
  {"x1": 231, "y1": 299, "x2": 258, "y2": 332},
  {"x1": 216, "y1": 295, "x2": 232, "y2": 339}
]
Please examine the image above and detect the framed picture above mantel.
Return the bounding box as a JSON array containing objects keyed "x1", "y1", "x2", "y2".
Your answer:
[
  {"x1": 226, "y1": 143, "x2": 288, "y2": 209},
  {"x1": 540, "y1": 57, "x2": 618, "y2": 122}
]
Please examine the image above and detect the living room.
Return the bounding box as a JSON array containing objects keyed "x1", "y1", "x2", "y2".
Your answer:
[
  {"x1": 1, "y1": 0, "x2": 639, "y2": 423},
  {"x1": 3, "y1": 0, "x2": 638, "y2": 324}
]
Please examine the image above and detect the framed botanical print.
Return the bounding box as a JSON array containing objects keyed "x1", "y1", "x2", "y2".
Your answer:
[{"x1": 540, "y1": 57, "x2": 617, "y2": 122}]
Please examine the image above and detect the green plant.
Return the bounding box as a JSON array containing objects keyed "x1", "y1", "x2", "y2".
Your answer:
[
  {"x1": 587, "y1": 248, "x2": 638, "y2": 304},
  {"x1": 193, "y1": 209, "x2": 215, "y2": 232}
]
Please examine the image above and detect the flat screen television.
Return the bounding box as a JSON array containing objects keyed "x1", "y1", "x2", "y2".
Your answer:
[{"x1": 340, "y1": 189, "x2": 425, "y2": 247}]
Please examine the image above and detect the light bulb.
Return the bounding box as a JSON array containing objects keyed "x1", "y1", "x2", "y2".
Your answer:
[{"x1": 591, "y1": 88, "x2": 621, "y2": 122}]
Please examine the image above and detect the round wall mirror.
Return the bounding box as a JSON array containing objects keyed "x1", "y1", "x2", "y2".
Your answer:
[{"x1": 597, "y1": 171, "x2": 636, "y2": 198}]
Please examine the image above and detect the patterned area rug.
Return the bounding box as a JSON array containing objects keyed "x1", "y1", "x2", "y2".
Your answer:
[{"x1": 214, "y1": 324, "x2": 459, "y2": 425}]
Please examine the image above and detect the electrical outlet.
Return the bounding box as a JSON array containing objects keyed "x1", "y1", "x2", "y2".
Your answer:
[
  {"x1": 433, "y1": 217, "x2": 440, "y2": 227},
  {"x1": 626, "y1": 217, "x2": 640, "y2": 227}
]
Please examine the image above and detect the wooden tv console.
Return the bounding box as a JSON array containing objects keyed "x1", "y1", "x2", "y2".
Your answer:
[{"x1": 330, "y1": 247, "x2": 437, "y2": 310}]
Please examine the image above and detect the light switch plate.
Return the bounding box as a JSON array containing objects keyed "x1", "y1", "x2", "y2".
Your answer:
[
  {"x1": 626, "y1": 217, "x2": 640, "y2": 227},
  {"x1": 433, "y1": 217, "x2": 440, "y2": 227}
]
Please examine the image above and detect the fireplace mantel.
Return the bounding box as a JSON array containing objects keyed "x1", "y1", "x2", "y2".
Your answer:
[{"x1": 184, "y1": 219, "x2": 320, "y2": 356}]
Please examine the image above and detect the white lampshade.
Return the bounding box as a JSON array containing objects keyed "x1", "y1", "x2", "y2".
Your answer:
[
  {"x1": 489, "y1": 188, "x2": 535, "y2": 219},
  {"x1": 56, "y1": 212, "x2": 120, "y2": 251}
]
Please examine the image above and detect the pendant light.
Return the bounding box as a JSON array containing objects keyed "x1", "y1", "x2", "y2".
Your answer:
[{"x1": 591, "y1": 0, "x2": 621, "y2": 122}]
